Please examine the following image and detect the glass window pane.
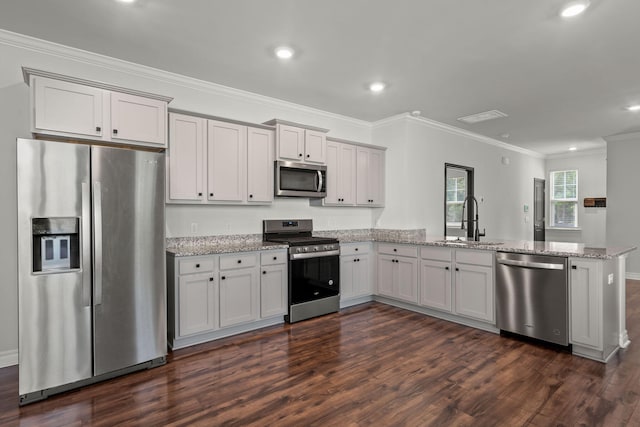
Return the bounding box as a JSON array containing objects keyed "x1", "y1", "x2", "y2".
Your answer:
[{"x1": 447, "y1": 203, "x2": 463, "y2": 223}]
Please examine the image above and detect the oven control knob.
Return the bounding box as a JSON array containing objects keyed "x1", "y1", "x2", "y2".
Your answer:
[
  {"x1": 328, "y1": 280, "x2": 334, "y2": 285},
  {"x1": 313, "y1": 247, "x2": 318, "y2": 251},
  {"x1": 302, "y1": 247, "x2": 308, "y2": 252}
]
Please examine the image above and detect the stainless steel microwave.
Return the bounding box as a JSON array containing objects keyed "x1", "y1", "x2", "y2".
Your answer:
[{"x1": 275, "y1": 161, "x2": 327, "y2": 198}]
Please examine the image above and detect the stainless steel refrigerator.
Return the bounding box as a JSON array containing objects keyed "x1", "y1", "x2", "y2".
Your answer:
[{"x1": 17, "y1": 138, "x2": 166, "y2": 405}]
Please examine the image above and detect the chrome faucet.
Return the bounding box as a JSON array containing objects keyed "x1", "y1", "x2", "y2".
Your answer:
[{"x1": 460, "y1": 195, "x2": 486, "y2": 241}]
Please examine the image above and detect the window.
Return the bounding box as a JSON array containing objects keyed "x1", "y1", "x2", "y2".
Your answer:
[
  {"x1": 550, "y1": 170, "x2": 578, "y2": 227},
  {"x1": 446, "y1": 175, "x2": 466, "y2": 226}
]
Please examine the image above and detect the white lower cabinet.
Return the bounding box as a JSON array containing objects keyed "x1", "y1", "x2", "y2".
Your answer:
[
  {"x1": 376, "y1": 244, "x2": 418, "y2": 304},
  {"x1": 569, "y1": 257, "x2": 618, "y2": 361},
  {"x1": 167, "y1": 249, "x2": 288, "y2": 349},
  {"x1": 178, "y1": 272, "x2": 218, "y2": 336},
  {"x1": 219, "y1": 267, "x2": 259, "y2": 328},
  {"x1": 418, "y1": 247, "x2": 494, "y2": 324},
  {"x1": 340, "y1": 243, "x2": 373, "y2": 304},
  {"x1": 260, "y1": 251, "x2": 288, "y2": 318}
]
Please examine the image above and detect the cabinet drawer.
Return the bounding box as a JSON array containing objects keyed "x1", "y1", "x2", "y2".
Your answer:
[
  {"x1": 421, "y1": 246, "x2": 452, "y2": 262},
  {"x1": 455, "y1": 249, "x2": 494, "y2": 267},
  {"x1": 220, "y1": 253, "x2": 258, "y2": 270},
  {"x1": 179, "y1": 257, "x2": 215, "y2": 275},
  {"x1": 261, "y1": 250, "x2": 287, "y2": 266},
  {"x1": 377, "y1": 243, "x2": 417, "y2": 258},
  {"x1": 340, "y1": 243, "x2": 371, "y2": 256}
]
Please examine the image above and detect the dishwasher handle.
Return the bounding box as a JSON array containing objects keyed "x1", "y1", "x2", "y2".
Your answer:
[{"x1": 497, "y1": 258, "x2": 565, "y2": 270}]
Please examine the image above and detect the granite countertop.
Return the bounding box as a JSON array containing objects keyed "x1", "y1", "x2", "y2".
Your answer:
[
  {"x1": 315, "y1": 229, "x2": 636, "y2": 260},
  {"x1": 166, "y1": 229, "x2": 636, "y2": 260},
  {"x1": 166, "y1": 234, "x2": 287, "y2": 257}
]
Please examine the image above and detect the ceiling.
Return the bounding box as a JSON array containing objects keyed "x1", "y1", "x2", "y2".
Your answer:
[{"x1": 1, "y1": 0, "x2": 639, "y2": 155}]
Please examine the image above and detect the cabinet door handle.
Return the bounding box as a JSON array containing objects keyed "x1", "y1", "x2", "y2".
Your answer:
[
  {"x1": 113, "y1": 129, "x2": 118, "y2": 135},
  {"x1": 96, "y1": 126, "x2": 101, "y2": 132}
]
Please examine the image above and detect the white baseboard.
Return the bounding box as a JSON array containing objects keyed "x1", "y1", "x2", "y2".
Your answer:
[
  {"x1": 0, "y1": 349, "x2": 18, "y2": 368},
  {"x1": 627, "y1": 272, "x2": 640, "y2": 280}
]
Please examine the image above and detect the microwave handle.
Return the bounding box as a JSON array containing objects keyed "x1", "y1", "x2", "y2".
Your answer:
[{"x1": 317, "y1": 170, "x2": 323, "y2": 192}]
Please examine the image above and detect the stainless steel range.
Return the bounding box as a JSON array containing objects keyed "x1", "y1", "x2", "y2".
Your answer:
[{"x1": 263, "y1": 219, "x2": 340, "y2": 323}]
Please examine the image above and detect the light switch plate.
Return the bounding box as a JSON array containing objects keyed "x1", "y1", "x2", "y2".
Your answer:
[{"x1": 608, "y1": 273, "x2": 614, "y2": 285}]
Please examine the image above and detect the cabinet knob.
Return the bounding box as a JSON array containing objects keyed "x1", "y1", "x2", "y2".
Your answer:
[
  {"x1": 95, "y1": 126, "x2": 101, "y2": 132},
  {"x1": 273, "y1": 256, "x2": 277, "y2": 260},
  {"x1": 353, "y1": 259, "x2": 357, "y2": 263},
  {"x1": 445, "y1": 266, "x2": 449, "y2": 270},
  {"x1": 571, "y1": 265, "x2": 577, "y2": 270},
  {"x1": 357, "y1": 258, "x2": 360, "y2": 262},
  {"x1": 306, "y1": 154, "x2": 310, "y2": 158},
  {"x1": 299, "y1": 153, "x2": 303, "y2": 157},
  {"x1": 221, "y1": 276, "x2": 226, "y2": 280},
  {"x1": 195, "y1": 264, "x2": 200, "y2": 268},
  {"x1": 237, "y1": 260, "x2": 242, "y2": 264},
  {"x1": 249, "y1": 194, "x2": 253, "y2": 198},
  {"x1": 455, "y1": 267, "x2": 460, "y2": 271},
  {"x1": 209, "y1": 193, "x2": 213, "y2": 197},
  {"x1": 393, "y1": 248, "x2": 397, "y2": 252},
  {"x1": 198, "y1": 192, "x2": 203, "y2": 196},
  {"x1": 113, "y1": 129, "x2": 118, "y2": 135},
  {"x1": 355, "y1": 248, "x2": 358, "y2": 251},
  {"x1": 209, "y1": 277, "x2": 213, "y2": 281},
  {"x1": 263, "y1": 271, "x2": 266, "y2": 275}
]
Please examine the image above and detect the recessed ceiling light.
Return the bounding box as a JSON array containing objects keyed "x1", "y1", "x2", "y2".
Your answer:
[
  {"x1": 117, "y1": 0, "x2": 136, "y2": 3},
  {"x1": 560, "y1": 1, "x2": 590, "y2": 18},
  {"x1": 369, "y1": 82, "x2": 386, "y2": 93},
  {"x1": 626, "y1": 104, "x2": 640, "y2": 112},
  {"x1": 569, "y1": 146, "x2": 577, "y2": 151},
  {"x1": 275, "y1": 47, "x2": 294, "y2": 59}
]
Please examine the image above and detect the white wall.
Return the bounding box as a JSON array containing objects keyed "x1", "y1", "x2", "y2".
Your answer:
[
  {"x1": 372, "y1": 116, "x2": 546, "y2": 241},
  {"x1": 606, "y1": 133, "x2": 640, "y2": 276},
  {"x1": 545, "y1": 149, "x2": 607, "y2": 246}
]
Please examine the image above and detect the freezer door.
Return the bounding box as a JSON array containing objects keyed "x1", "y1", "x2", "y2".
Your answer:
[
  {"x1": 17, "y1": 139, "x2": 92, "y2": 396},
  {"x1": 91, "y1": 146, "x2": 166, "y2": 376}
]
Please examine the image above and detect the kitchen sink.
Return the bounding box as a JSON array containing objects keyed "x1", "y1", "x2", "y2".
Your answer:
[{"x1": 435, "y1": 240, "x2": 503, "y2": 247}]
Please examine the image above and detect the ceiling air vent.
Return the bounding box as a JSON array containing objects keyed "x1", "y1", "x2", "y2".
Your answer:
[{"x1": 457, "y1": 110, "x2": 508, "y2": 124}]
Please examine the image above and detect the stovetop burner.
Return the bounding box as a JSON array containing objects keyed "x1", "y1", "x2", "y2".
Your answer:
[{"x1": 266, "y1": 235, "x2": 338, "y2": 246}]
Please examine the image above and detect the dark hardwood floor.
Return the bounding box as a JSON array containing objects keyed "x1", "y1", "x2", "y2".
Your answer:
[{"x1": 2, "y1": 280, "x2": 640, "y2": 426}]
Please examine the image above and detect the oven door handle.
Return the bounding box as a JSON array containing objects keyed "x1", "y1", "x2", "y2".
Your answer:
[{"x1": 290, "y1": 250, "x2": 340, "y2": 260}]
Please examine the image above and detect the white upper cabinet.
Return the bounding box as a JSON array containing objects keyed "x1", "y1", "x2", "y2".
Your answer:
[
  {"x1": 33, "y1": 77, "x2": 104, "y2": 138},
  {"x1": 323, "y1": 140, "x2": 356, "y2": 206},
  {"x1": 207, "y1": 120, "x2": 247, "y2": 202},
  {"x1": 265, "y1": 120, "x2": 328, "y2": 165},
  {"x1": 167, "y1": 113, "x2": 205, "y2": 202},
  {"x1": 110, "y1": 92, "x2": 167, "y2": 146},
  {"x1": 167, "y1": 112, "x2": 274, "y2": 205},
  {"x1": 356, "y1": 146, "x2": 385, "y2": 206},
  {"x1": 247, "y1": 127, "x2": 274, "y2": 203},
  {"x1": 27, "y1": 70, "x2": 171, "y2": 148}
]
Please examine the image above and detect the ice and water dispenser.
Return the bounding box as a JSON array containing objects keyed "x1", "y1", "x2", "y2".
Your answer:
[{"x1": 32, "y1": 218, "x2": 80, "y2": 273}]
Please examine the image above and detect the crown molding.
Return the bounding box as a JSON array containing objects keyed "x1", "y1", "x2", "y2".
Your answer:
[
  {"x1": 604, "y1": 131, "x2": 640, "y2": 143},
  {"x1": 545, "y1": 147, "x2": 607, "y2": 160},
  {"x1": 372, "y1": 112, "x2": 545, "y2": 159},
  {"x1": 0, "y1": 29, "x2": 371, "y2": 130}
]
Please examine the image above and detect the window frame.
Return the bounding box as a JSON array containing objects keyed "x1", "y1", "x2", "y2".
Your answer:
[{"x1": 549, "y1": 169, "x2": 579, "y2": 228}]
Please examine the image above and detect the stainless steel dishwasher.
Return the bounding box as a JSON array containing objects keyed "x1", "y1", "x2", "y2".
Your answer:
[{"x1": 495, "y1": 252, "x2": 569, "y2": 346}]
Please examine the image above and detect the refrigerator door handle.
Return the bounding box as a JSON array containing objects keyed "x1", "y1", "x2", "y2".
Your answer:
[
  {"x1": 93, "y1": 181, "x2": 103, "y2": 306},
  {"x1": 81, "y1": 182, "x2": 92, "y2": 307}
]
